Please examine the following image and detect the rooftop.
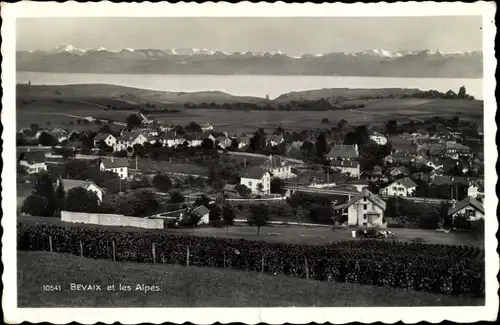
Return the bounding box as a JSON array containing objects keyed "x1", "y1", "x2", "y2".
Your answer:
[
  {"x1": 101, "y1": 157, "x2": 128, "y2": 169},
  {"x1": 334, "y1": 189, "x2": 386, "y2": 211},
  {"x1": 448, "y1": 197, "x2": 484, "y2": 216},
  {"x1": 239, "y1": 165, "x2": 268, "y2": 179},
  {"x1": 326, "y1": 144, "x2": 359, "y2": 159}
]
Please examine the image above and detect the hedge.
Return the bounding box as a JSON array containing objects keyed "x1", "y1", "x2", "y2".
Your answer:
[{"x1": 17, "y1": 222, "x2": 484, "y2": 297}]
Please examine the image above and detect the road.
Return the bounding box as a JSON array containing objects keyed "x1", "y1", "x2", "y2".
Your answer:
[{"x1": 349, "y1": 109, "x2": 426, "y2": 123}]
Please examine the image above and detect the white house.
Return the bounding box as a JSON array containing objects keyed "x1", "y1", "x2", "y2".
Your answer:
[
  {"x1": 216, "y1": 135, "x2": 233, "y2": 149},
  {"x1": 448, "y1": 197, "x2": 485, "y2": 222},
  {"x1": 333, "y1": 189, "x2": 386, "y2": 227},
  {"x1": 113, "y1": 132, "x2": 149, "y2": 152},
  {"x1": 379, "y1": 177, "x2": 417, "y2": 197},
  {"x1": 156, "y1": 132, "x2": 186, "y2": 148},
  {"x1": 330, "y1": 160, "x2": 360, "y2": 177},
  {"x1": 266, "y1": 134, "x2": 285, "y2": 147},
  {"x1": 191, "y1": 205, "x2": 210, "y2": 225},
  {"x1": 369, "y1": 133, "x2": 388, "y2": 145},
  {"x1": 57, "y1": 178, "x2": 104, "y2": 202},
  {"x1": 19, "y1": 151, "x2": 47, "y2": 174},
  {"x1": 261, "y1": 155, "x2": 294, "y2": 179},
  {"x1": 93, "y1": 133, "x2": 117, "y2": 148},
  {"x1": 99, "y1": 157, "x2": 128, "y2": 179},
  {"x1": 468, "y1": 181, "x2": 484, "y2": 199},
  {"x1": 201, "y1": 122, "x2": 214, "y2": 132},
  {"x1": 138, "y1": 128, "x2": 159, "y2": 137},
  {"x1": 239, "y1": 166, "x2": 271, "y2": 195}
]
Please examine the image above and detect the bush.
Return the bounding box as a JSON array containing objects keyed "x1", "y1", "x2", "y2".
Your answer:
[
  {"x1": 17, "y1": 222, "x2": 485, "y2": 297},
  {"x1": 210, "y1": 219, "x2": 224, "y2": 228}
]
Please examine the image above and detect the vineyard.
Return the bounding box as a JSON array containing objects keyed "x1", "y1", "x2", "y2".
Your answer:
[{"x1": 17, "y1": 222, "x2": 484, "y2": 297}]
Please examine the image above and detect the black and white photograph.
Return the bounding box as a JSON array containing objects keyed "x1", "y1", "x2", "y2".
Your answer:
[{"x1": 2, "y1": 1, "x2": 497, "y2": 324}]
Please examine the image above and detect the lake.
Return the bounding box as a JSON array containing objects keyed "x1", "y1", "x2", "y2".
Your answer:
[{"x1": 16, "y1": 72, "x2": 483, "y2": 100}]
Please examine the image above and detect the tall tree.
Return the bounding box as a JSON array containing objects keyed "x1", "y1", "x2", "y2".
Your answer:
[
  {"x1": 247, "y1": 203, "x2": 271, "y2": 235},
  {"x1": 64, "y1": 187, "x2": 100, "y2": 213},
  {"x1": 315, "y1": 133, "x2": 328, "y2": 157},
  {"x1": 32, "y1": 173, "x2": 58, "y2": 217},
  {"x1": 126, "y1": 114, "x2": 142, "y2": 130}
]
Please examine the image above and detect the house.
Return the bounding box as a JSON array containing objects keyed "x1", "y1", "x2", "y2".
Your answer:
[
  {"x1": 260, "y1": 155, "x2": 294, "y2": 179},
  {"x1": 237, "y1": 135, "x2": 251, "y2": 149},
  {"x1": 384, "y1": 152, "x2": 412, "y2": 165},
  {"x1": 420, "y1": 143, "x2": 446, "y2": 157},
  {"x1": 138, "y1": 128, "x2": 159, "y2": 137},
  {"x1": 155, "y1": 132, "x2": 186, "y2": 148},
  {"x1": 333, "y1": 189, "x2": 386, "y2": 227},
  {"x1": 239, "y1": 165, "x2": 271, "y2": 195},
  {"x1": 113, "y1": 131, "x2": 148, "y2": 152},
  {"x1": 50, "y1": 130, "x2": 69, "y2": 143},
  {"x1": 99, "y1": 157, "x2": 128, "y2": 179},
  {"x1": 57, "y1": 178, "x2": 103, "y2": 202},
  {"x1": 389, "y1": 135, "x2": 417, "y2": 153},
  {"x1": 266, "y1": 134, "x2": 284, "y2": 147},
  {"x1": 185, "y1": 134, "x2": 203, "y2": 147},
  {"x1": 445, "y1": 142, "x2": 472, "y2": 159},
  {"x1": 326, "y1": 144, "x2": 359, "y2": 160},
  {"x1": 330, "y1": 159, "x2": 360, "y2": 177},
  {"x1": 93, "y1": 133, "x2": 117, "y2": 148},
  {"x1": 216, "y1": 135, "x2": 233, "y2": 149},
  {"x1": 369, "y1": 132, "x2": 388, "y2": 145},
  {"x1": 201, "y1": 122, "x2": 214, "y2": 132},
  {"x1": 379, "y1": 177, "x2": 417, "y2": 197},
  {"x1": 191, "y1": 205, "x2": 210, "y2": 225},
  {"x1": 414, "y1": 155, "x2": 443, "y2": 170},
  {"x1": 448, "y1": 197, "x2": 485, "y2": 223},
  {"x1": 411, "y1": 172, "x2": 431, "y2": 184},
  {"x1": 468, "y1": 180, "x2": 485, "y2": 199},
  {"x1": 19, "y1": 151, "x2": 47, "y2": 174},
  {"x1": 389, "y1": 166, "x2": 410, "y2": 177}
]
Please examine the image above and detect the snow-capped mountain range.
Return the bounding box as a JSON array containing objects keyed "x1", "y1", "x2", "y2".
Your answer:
[
  {"x1": 17, "y1": 44, "x2": 482, "y2": 78},
  {"x1": 41, "y1": 44, "x2": 480, "y2": 58}
]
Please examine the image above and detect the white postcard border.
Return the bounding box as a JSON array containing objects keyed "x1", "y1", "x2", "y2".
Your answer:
[{"x1": 1, "y1": 1, "x2": 498, "y2": 324}]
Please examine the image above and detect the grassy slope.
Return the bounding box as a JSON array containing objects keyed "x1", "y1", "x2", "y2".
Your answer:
[{"x1": 18, "y1": 251, "x2": 483, "y2": 307}]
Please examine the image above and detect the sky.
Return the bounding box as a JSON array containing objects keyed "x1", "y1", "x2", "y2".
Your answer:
[{"x1": 16, "y1": 16, "x2": 483, "y2": 55}]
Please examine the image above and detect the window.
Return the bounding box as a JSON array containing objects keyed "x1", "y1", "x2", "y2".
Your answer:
[
  {"x1": 363, "y1": 214, "x2": 367, "y2": 219},
  {"x1": 469, "y1": 210, "x2": 476, "y2": 217},
  {"x1": 248, "y1": 182, "x2": 252, "y2": 187},
  {"x1": 392, "y1": 186, "x2": 397, "y2": 191},
  {"x1": 363, "y1": 204, "x2": 367, "y2": 210}
]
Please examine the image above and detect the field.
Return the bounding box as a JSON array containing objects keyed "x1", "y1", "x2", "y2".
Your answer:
[
  {"x1": 18, "y1": 251, "x2": 483, "y2": 307},
  {"x1": 17, "y1": 84, "x2": 483, "y2": 134},
  {"x1": 129, "y1": 158, "x2": 209, "y2": 177},
  {"x1": 17, "y1": 215, "x2": 484, "y2": 248}
]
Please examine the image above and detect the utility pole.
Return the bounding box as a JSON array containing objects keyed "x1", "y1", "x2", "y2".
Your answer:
[{"x1": 135, "y1": 155, "x2": 138, "y2": 170}]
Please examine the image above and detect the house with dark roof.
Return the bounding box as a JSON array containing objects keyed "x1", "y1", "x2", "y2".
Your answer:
[
  {"x1": 156, "y1": 131, "x2": 186, "y2": 148},
  {"x1": 57, "y1": 178, "x2": 103, "y2": 202},
  {"x1": 99, "y1": 157, "x2": 128, "y2": 179},
  {"x1": 333, "y1": 189, "x2": 386, "y2": 227},
  {"x1": 445, "y1": 142, "x2": 472, "y2": 159},
  {"x1": 389, "y1": 166, "x2": 410, "y2": 178},
  {"x1": 239, "y1": 165, "x2": 271, "y2": 195},
  {"x1": 330, "y1": 159, "x2": 360, "y2": 177},
  {"x1": 326, "y1": 144, "x2": 359, "y2": 160},
  {"x1": 448, "y1": 197, "x2": 485, "y2": 222},
  {"x1": 93, "y1": 133, "x2": 117, "y2": 148},
  {"x1": 19, "y1": 151, "x2": 47, "y2": 174},
  {"x1": 191, "y1": 205, "x2": 210, "y2": 225},
  {"x1": 379, "y1": 177, "x2": 417, "y2": 197}
]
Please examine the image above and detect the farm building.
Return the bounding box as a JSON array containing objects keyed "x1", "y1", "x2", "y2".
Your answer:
[
  {"x1": 379, "y1": 177, "x2": 417, "y2": 197},
  {"x1": 19, "y1": 151, "x2": 47, "y2": 174},
  {"x1": 57, "y1": 178, "x2": 104, "y2": 202},
  {"x1": 369, "y1": 132, "x2": 388, "y2": 145},
  {"x1": 333, "y1": 189, "x2": 386, "y2": 227},
  {"x1": 99, "y1": 157, "x2": 128, "y2": 179},
  {"x1": 448, "y1": 197, "x2": 485, "y2": 222},
  {"x1": 239, "y1": 165, "x2": 271, "y2": 195},
  {"x1": 191, "y1": 205, "x2": 211, "y2": 225}
]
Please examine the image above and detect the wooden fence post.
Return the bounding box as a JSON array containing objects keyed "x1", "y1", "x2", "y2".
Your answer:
[
  {"x1": 304, "y1": 256, "x2": 309, "y2": 280},
  {"x1": 261, "y1": 255, "x2": 265, "y2": 273},
  {"x1": 49, "y1": 235, "x2": 53, "y2": 253},
  {"x1": 223, "y1": 252, "x2": 226, "y2": 268},
  {"x1": 152, "y1": 242, "x2": 156, "y2": 264},
  {"x1": 186, "y1": 246, "x2": 190, "y2": 266},
  {"x1": 79, "y1": 240, "x2": 83, "y2": 258},
  {"x1": 112, "y1": 240, "x2": 116, "y2": 262}
]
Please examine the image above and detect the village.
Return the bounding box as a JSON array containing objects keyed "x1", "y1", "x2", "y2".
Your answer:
[{"x1": 16, "y1": 103, "x2": 485, "y2": 243}]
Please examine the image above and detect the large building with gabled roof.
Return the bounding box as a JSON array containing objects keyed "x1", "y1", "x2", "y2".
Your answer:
[{"x1": 333, "y1": 189, "x2": 386, "y2": 227}]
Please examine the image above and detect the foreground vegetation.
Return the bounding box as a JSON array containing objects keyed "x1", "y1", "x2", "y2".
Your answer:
[
  {"x1": 18, "y1": 222, "x2": 484, "y2": 297},
  {"x1": 18, "y1": 251, "x2": 484, "y2": 307}
]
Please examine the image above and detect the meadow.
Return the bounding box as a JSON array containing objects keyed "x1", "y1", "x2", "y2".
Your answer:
[
  {"x1": 18, "y1": 251, "x2": 483, "y2": 307},
  {"x1": 17, "y1": 84, "x2": 483, "y2": 134}
]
